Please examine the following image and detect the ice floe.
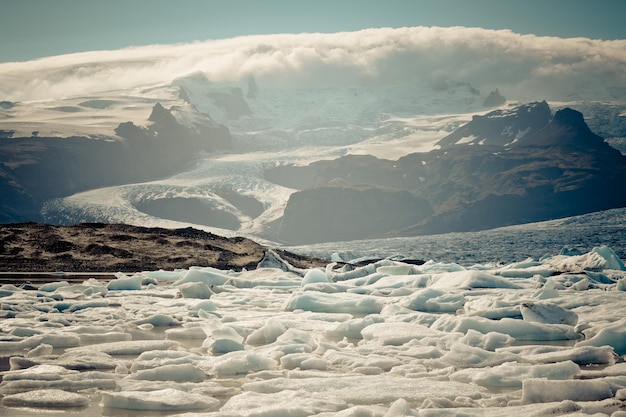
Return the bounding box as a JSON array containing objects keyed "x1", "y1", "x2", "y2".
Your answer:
[{"x1": 0, "y1": 245, "x2": 625, "y2": 416}]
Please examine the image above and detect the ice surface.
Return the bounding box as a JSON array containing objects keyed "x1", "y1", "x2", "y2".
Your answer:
[
  {"x1": 1, "y1": 246, "x2": 626, "y2": 416},
  {"x1": 519, "y1": 378, "x2": 613, "y2": 403},
  {"x1": 101, "y1": 388, "x2": 219, "y2": 411},
  {"x1": 2, "y1": 388, "x2": 89, "y2": 407},
  {"x1": 576, "y1": 318, "x2": 626, "y2": 355}
]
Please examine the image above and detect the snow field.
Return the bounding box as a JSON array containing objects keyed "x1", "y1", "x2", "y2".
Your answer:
[{"x1": 0, "y1": 246, "x2": 625, "y2": 416}]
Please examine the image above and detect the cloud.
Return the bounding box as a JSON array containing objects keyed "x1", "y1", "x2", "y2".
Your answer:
[{"x1": 1, "y1": 26, "x2": 625, "y2": 102}]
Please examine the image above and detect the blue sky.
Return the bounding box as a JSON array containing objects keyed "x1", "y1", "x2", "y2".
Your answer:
[{"x1": 1, "y1": 0, "x2": 625, "y2": 63}]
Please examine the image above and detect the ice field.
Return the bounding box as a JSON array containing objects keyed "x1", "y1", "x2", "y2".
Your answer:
[
  {"x1": 1, "y1": 245, "x2": 626, "y2": 416},
  {"x1": 2, "y1": 28, "x2": 626, "y2": 415}
]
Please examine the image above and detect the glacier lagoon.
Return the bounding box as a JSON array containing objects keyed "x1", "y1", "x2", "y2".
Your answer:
[{"x1": 1, "y1": 241, "x2": 626, "y2": 416}]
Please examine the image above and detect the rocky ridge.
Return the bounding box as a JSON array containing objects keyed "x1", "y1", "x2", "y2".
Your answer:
[
  {"x1": 267, "y1": 103, "x2": 626, "y2": 244},
  {"x1": 0, "y1": 223, "x2": 325, "y2": 273}
]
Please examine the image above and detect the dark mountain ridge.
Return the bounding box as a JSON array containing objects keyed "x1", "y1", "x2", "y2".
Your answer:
[
  {"x1": 0, "y1": 104, "x2": 231, "y2": 223},
  {"x1": 266, "y1": 102, "x2": 626, "y2": 244}
]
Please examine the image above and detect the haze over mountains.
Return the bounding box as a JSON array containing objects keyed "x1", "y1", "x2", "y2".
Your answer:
[{"x1": 0, "y1": 26, "x2": 625, "y2": 245}]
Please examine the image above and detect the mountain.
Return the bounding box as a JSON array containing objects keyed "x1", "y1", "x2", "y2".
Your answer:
[
  {"x1": 0, "y1": 103, "x2": 231, "y2": 223},
  {"x1": 2, "y1": 72, "x2": 625, "y2": 245},
  {"x1": 267, "y1": 102, "x2": 626, "y2": 244}
]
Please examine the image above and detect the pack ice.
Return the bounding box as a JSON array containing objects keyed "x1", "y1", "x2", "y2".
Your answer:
[{"x1": 1, "y1": 245, "x2": 625, "y2": 416}]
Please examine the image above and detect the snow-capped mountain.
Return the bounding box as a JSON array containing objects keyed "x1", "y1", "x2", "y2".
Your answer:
[
  {"x1": 266, "y1": 103, "x2": 626, "y2": 244},
  {"x1": 1, "y1": 71, "x2": 625, "y2": 245}
]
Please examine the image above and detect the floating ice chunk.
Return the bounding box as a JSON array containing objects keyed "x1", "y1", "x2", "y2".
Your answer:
[
  {"x1": 78, "y1": 331, "x2": 132, "y2": 344},
  {"x1": 376, "y1": 263, "x2": 414, "y2": 276},
  {"x1": 178, "y1": 282, "x2": 214, "y2": 298},
  {"x1": 384, "y1": 398, "x2": 419, "y2": 417},
  {"x1": 246, "y1": 318, "x2": 287, "y2": 345},
  {"x1": 360, "y1": 322, "x2": 448, "y2": 346},
  {"x1": 165, "y1": 325, "x2": 207, "y2": 339},
  {"x1": 38, "y1": 281, "x2": 70, "y2": 292},
  {"x1": 2, "y1": 388, "x2": 88, "y2": 407},
  {"x1": 142, "y1": 270, "x2": 186, "y2": 281},
  {"x1": 532, "y1": 276, "x2": 560, "y2": 299},
  {"x1": 303, "y1": 282, "x2": 354, "y2": 293},
  {"x1": 0, "y1": 284, "x2": 19, "y2": 297},
  {"x1": 1, "y1": 364, "x2": 77, "y2": 381},
  {"x1": 67, "y1": 300, "x2": 112, "y2": 312},
  {"x1": 134, "y1": 313, "x2": 180, "y2": 327},
  {"x1": 324, "y1": 316, "x2": 384, "y2": 340},
  {"x1": 545, "y1": 246, "x2": 625, "y2": 273},
  {"x1": 208, "y1": 326, "x2": 245, "y2": 344},
  {"x1": 285, "y1": 291, "x2": 384, "y2": 314},
  {"x1": 1, "y1": 333, "x2": 82, "y2": 351},
  {"x1": 425, "y1": 343, "x2": 521, "y2": 369},
  {"x1": 242, "y1": 375, "x2": 487, "y2": 405},
  {"x1": 496, "y1": 265, "x2": 554, "y2": 278},
  {"x1": 323, "y1": 350, "x2": 401, "y2": 372},
  {"x1": 201, "y1": 323, "x2": 246, "y2": 354},
  {"x1": 302, "y1": 268, "x2": 329, "y2": 286},
  {"x1": 401, "y1": 288, "x2": 465, "y2": 313},
  {"x1": 280, "y1": 352, "x2": 328, "y2": 370},
  {"x1": 592, "y1": 245, "x2": 626, "y2": 270},
  {"x1": 419, "y1": 401, "x2": 582, "y2": 416},
  {"x1": 67, "y1": 339, "x2": 179, "y2": 355},
  {"x1": 55, "y1": 349, "x2": 118, "y2": 370},
  {"x1": 131, "y1": 363, "x2": 206, "y2": 382},
  {"x1": 450, "y1": 360, "x2": 580, "y2": 388},
  {"x1": 330, "y1": 253, "x2": 344, "y2": 262},
  {"x1": 579, "y1": 398, "x2": 626, "y2": 415},
  {"x1": 200, "y1": 351, "x2": 279, "y2": 376},
  {"x1": 0, "y1": 370, "x2": 117, "y2": 395},
  {"x1": 26, "y1": 343, "x2": 53, "y2": 357},
  {"x1": 579, "y1": 362, "x2": 626, "y2": 379},
  {"x1": 276, "y1": 328, "x2": 318, "y2": 347},
  {"x1": 54, "y1": 279, "x2": 108, "y2": 296},
  {"x1": 460, "y1": 329, "x2": 514, "y2": 351},
  {"x1": 430, "y1": 315, "x2": 580, "y2": 341},
  {"x1": 107, "y1": 274, "x2": 142, "y2": 290},
  {"x1": 520, "y1": 301, "x2": 578, "y2": 325},
  {"x1": 367, "y1": 274, "x2": 431, "y2": 290},
  {"x1": 519, "y1": 378, "x2": 612, "y2": 403},
  {"x1": 206, "y1": 338, "x2": 245, "y2": 354},
  {"x1": 101, "y1": 388, "x2": 218, "y2": 411},
  {"x1": 220, "y1": 389, "x2": 346, "y2": 416},
  {"x1": 189, "y1": 300, "x2": 218, "y2": 316},
  {"x1": 418, "y1": 261, "x2": 466, "y2": 274},
  {"x1": 130, "y1": 350, "x2": 205, "y2": 372},
  {"x1": 576, "y1": 318, "x2": 626, "y2": 355},
  {"x1": 523, "y1": 345, "x2": 616, "y2": 365},
  {"x1": 174, "y1": 268, "x2": 231, "y2": 286},
  {"x1": 430, "y1": 270, "x2": 520, "y2": 290},
  {"x1": 10, "y1": 327, "x2": 42, "y2": 337}
]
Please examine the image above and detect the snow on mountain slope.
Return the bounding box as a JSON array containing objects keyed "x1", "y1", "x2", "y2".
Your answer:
[
  {"x1": 40, "y1": 77, "x2": 494, "y2": 235},
  {"x1": 16, "y1": 72, "x2": 626, "y2": 243}
]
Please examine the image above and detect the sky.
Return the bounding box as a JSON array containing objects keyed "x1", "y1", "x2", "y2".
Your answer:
[
  {"x1": 1, "y1": 0, "x2": 625, "y2": 103},
  {"x1": 1, "y1": 0, "x2": 625, "y2": 63}
]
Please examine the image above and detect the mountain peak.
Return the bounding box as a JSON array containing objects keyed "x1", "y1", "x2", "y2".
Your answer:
[
  {"x1": 513, "y1": 106, "x2": 608, "y2": 150},
  {"x1": 482, "y1": 88, "x2": 506, "y2": 107},
  {"x1": 437, "y1": 100, "x2": 551, "y2": 148},
  {"x1": 553, "y1": 108, "x2": 587, "y2": 129},
  {"x1": 148, "y1": 103, "x2": 177, "y2": 125}
]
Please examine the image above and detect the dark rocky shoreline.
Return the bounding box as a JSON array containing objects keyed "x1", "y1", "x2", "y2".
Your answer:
[{"x1": 0, "y1": 223, "x2": 327, "y2": 273}]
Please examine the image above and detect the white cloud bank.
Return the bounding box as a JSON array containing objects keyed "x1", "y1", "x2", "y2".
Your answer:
[{"x1": 1, "y1": 26, "x2": 625, "y2": 102}]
